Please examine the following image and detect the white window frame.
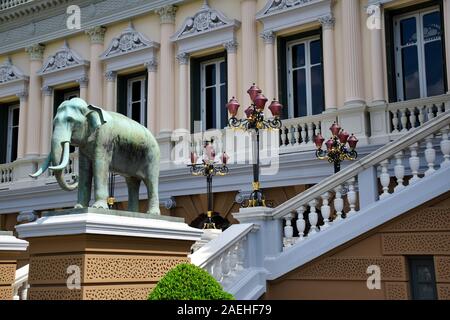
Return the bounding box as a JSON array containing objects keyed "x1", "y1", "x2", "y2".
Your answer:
[
  {"x1": 126, "y1": 75, "x2": 146, "y2": 125},
  {"x1": 200, "y1": 58, "x2": 226, "y2": 131},
  {"x1": 287, "y1": 35, "x2": 322, "y2": 118},
  {"x1": 394, "y1": 6, "x2": 442, "y2": 101},
  {"x1": 6, "y1": 104, "x2": 19, "y2": 163}
]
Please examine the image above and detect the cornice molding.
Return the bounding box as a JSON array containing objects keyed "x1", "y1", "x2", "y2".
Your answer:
[
  {"x1": 38, "y1": 41, "x2": 89, "y2": 75},
  {"x1": 0, "y1": 57, "x2": 28, "y2": 84}
]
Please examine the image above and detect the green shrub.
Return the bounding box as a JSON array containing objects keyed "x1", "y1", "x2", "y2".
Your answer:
[{"x1": 148, "y1": 263, "x2": 234, "y2": 300}]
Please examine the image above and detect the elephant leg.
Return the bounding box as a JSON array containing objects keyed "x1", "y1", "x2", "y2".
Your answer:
[
  {"x1": 75, "y1": 152, "x2": 92, "y2": 208},
  {"x1": 126, "y1": 177, "x2": 141, "y2": 212},
  {"x1": 92, "y1": 152, "x2": 111, "y2": 209},
  {"x1": 144, "y1": 167, "x2": 160, "y2": 215}
]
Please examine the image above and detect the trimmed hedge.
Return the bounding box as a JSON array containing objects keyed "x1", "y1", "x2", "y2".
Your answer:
[{"x1": 148, "y1": 263, "x2": 234, "y2": 300}]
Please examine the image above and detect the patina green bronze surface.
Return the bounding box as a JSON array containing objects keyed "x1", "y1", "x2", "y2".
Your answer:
[{"x1": 30, "y1": 98, "x2": 161, "y2": 215}]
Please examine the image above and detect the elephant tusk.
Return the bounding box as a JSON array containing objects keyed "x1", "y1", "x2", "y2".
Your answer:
[
  {"x1": 49, "y1": 141, "x2": 71, "y2": 171},
  {"x1": 29, "y1": 154, "x2": 51, "y2": 178}
]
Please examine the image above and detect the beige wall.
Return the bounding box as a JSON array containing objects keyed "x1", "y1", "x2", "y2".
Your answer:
[{"x1": 0, "y1": 0, "x2": 449, "y2": 157}]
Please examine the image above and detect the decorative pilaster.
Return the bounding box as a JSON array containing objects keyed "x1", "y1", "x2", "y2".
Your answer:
[
  {"x1": 367, "y1": 3, "x2": 385, "y2": 103},
  {"x1": 342, "y1": 0, "x2": 365, "y2": 107},
  {"x1": 15, "y1": 90, "x2": 28, "y2": 159},
  {"x1": 241, "y1": 0, "x2": 258, "y2": 111},
  {"x1": 40, "y1": 85, "x2": 53, "y2": 155},
  {"x1": 145, "y1": 58, "x2": 158, "y2": 134},
  {"x1": 76, "y1": 76, "x2": 89, "y2": 101},
  {"x1": 86, "y1": 26, "x2": 106, "y2": 106},
  {"x1": 177, "y1": 52, "x2": 190, "y2": 131},
  {"x1": 261, "y1": 31, "x2": 276, "y2": 117},
  {"x1": 319, "y1": 14, "x2": 337, "y2": 110},
  {"x1": 25, "y1": 44, "x2": 45, "y2": 158},
  {"x1": 224, "y1": 40, "x2": 238, "y2": 106},
  {"x1": 105, "y1": 71, "x2": 116, "y2": 112},
  {"x1": 156, "y1": 5, "x2": 177, "y2": 135}
]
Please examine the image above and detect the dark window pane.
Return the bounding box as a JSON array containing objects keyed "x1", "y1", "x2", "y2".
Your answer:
[
  {"x1": 292, "y1": 43, "x2": 305, "y2": 68},
  {"x1": 131, "y1": 102, "x2": 141, "y2": 123},
  {"x1": 220, "y1": 84, "x2": 227, "y2": 129},
  {"x1": 423, "y1": 11, "x2": 441, "y2": 41},
  {"x1": 409, "y1": 257, "x2": 437, "y2": 300},
  {"x1": 424, "y1": 40, "x2": 445, "y2": 96},
  {"x1": 13, "y1": 108, "x2": 19, "y2": 126},
  {"x1": 220, "y1": 61, "x2": 227, "y2": 84},
  {"x1": 310, "y1": 40, "x2": 322, "y2": 65},
  {"x1": 401, "y1": 46, "x2": 420, "y2": 100},
  {"x1": 205, "y1": 64, "x2": 216, "y2": 86},
  {"x1": 293, "y1": 69, "x2": 307, "y2": 117},
  {"x1": 205, "y1": 87, "x2": 216, "y2": 129},
  {"x1": 132, "y1": 81, "x2": 141, "y2": 101},
  {"x1": 400, "y1": 17, "x2": 417, "y2": 46},
  {"x1": 311, "y1": 65, "x2": 324, "y2": 115},
  {"x1": 11, "y1": 127, "x2": 18, "y2": 162}
]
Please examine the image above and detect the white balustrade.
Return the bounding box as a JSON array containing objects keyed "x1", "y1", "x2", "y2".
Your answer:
[
  {"x1": 320, "y1": 192, "x2": 331, "y2": 229},
  {"x1": 295, "y1": 206, "x2": 306, "y2": 242},
  {"x1": 0, "y1": 163, "x2": 14, "y2": 184},
  {"x1": 393, "y1": 151, "x2": 405, "y2": 192},
  {"x1": 379, "y1": 159, "x2": 390, "y2": 199},
  {"x1": 278, "y1": 114, "x2": 326, "y2": 148},
  {"x1": 440, "y1": 127, "x2": 450, "y2": 168},
  {"x1": 424, "y1": 135, "x2": 436, "y2": 176},
  {"x1": 0, "y1": 0, "x2": 32, "y2": 10}
]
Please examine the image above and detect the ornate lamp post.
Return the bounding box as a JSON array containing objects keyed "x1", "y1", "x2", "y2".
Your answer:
[
  {"x1": 314, "y1": 122, "x2": 359, "y2": 173},
  {"x1": 107, "y1": 172, "x2": 116, "y2": 209},
  {"x1": 226, "y1": 84, "x2": 283, "y2": 207},
  {"x1": 188, "y1": 142, "x2": 229, "y2": 229}
]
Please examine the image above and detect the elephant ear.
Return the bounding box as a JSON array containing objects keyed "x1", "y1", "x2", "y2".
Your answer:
[{"x1": 87, "y1": 105, "x2": 112, "y2": 130}]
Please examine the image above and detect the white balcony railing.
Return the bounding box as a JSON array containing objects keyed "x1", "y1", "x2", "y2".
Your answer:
[{"x1": 0, "y1": 0, "x2": 32, "y2": 11}]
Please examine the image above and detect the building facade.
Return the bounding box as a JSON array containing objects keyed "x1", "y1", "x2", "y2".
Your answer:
[{"x1": 0, "y1": 0, "x2": 449, "y2": 299}]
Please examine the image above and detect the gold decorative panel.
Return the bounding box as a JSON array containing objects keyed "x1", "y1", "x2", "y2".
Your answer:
[
  {"x1": 28, "y1": 287, "x2": 83, "y2": 300},
  {"x1": 29, "y1": 255, "x2": 83, "y2": 284},
  {"x1": 0, "y1": 287, "x2": 13, "y2": 300},
  {"x1": 290, "y1": 256, "x2": 406, "y2": 281},
  {"x1": 84, "y1": 284, "x2": 155, "y2": 300},
  {"x1": 382, "y1": 233, "x2": 450, "y2": 255},
  {"x1": 434, "y1": 256, "x2": 450, "y2": 283},
  {"x1": 382, "y1": 208, "x2": 450, "y2": 232},
  {"x1": 0, "y1": 264, "x2": 16, "y2": 285},
  {"x1": 385, "y1": 282, "x2": 409, "y2": 300}
]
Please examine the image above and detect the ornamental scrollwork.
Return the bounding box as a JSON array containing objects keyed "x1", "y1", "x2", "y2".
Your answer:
[{"x1": 39, "y1": 41, "x2": 87, "y2": 74}]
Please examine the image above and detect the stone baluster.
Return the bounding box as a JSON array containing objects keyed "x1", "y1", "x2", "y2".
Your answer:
[
  {"x1": 320, "y1": 192, "x2": 331, "y2": 228},
  {"x1": 347, "y1": 178, "x2": 357, "y2": 214},
  {"x1": 418, "y1": 107, "x2": 425, "y2": 126},
  {"x1": 301, "y1": 123, "x2": 307, "y2": 145},
  {"x1": 296, "y1": 206, "x2": 306, "y2": 242},
  {"x1": 409, "y1": 108, "x2": 416, "y2": 129},
  {"x1": 424, "y1": 135, "x2": 436, "y2": 176},
  {"x1": 393, "y1": 151, "x2": 405, "y2": 192},
  {"x1": 440, "y1": 127, "x2": 450, "y2": 168},
  {"x1": 294, "y1": 125, "x2": 301, "y2": 146},
  {"x1": 307, "y1": 122, "x2": 314, "y2": 146},
  {"x1": 308, "y1": 199, "x2": 318, "y2": 235},
  {"x1": 280, "y1": 126, "x2": 287, "y2": 147},
  {"x1": 213, "y1": 259, "x2": 223, "y2": 282},
  {"x1": 427, "y1": 104, "x2": 434, "y2": 121},
  {"x1": 334, "y1": 186, "x2": 344, "y2": 221},
  {"x1": 379, "y1": 159, "x2": 390, "y2": 199},
  {"x1": 409, "y1": 142, "x2": 421, "y2": 183},
  {"x1": 437, "y1": 103, "x2": 443, "y2": 115},
  {"x1": 284, "y1": 213, "x2": 294, "y2": 239},
  {"x1": 400, "y1": 109, "x2": 408, "y2": 132},
  {"x1": 235, "y1": 238, "x2": 246, "y2": 271},
  {"x1": 391, "y1": 111, "x2": 399, "y2": 133}
]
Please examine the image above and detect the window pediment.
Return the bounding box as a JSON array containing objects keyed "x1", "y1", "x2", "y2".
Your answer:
[
  {"x1": 100, "y1": 23, "x2": 159, "y2": 72},
  {"x1": 171, "y1": 1, "x2": 240, "y2": 54},
  {"x1": 0, "y1": 57, "x2": 28, "y2": 84},
  {"x1": 38, "y1": 41, "x2": 89, "y2": 76}
]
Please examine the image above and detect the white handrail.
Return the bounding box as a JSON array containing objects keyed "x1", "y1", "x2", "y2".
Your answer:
[{"x1": 13, "y1": 264, "x2": 29, "y2": 300}]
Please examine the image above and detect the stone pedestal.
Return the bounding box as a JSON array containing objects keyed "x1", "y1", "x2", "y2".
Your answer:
[
  {"x1": 16, "y1": 208, "x2": 202, "y2": 300},
  {"x1": 0, "y1": 231, "x2": 29, "y2": 300}
]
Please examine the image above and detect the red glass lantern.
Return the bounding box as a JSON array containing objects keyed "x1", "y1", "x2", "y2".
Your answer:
[
  {"x1": 226, "y1": 97, "x2": 240, "y2": 117},
  {"x1": 330, "y1": 122, "x2": 341, "y2": 136},
  {"x1": 314, "y1": 134, "x2": 325, "y2": 149},
  {"x1": 347, "y1": 134, "x2": 358, "y2": 149},
  {"x1": 268, "y1": 99, "x2": 283, "y2": 117},
  {"x1": 338, "y1": 130, "x2": 350, "y2": 144},
  {"x1": 245, "y1": 106, "x2": 254, "y2": 118},
  {"x1": 190, "y1": 152, "x2": 198, "y2": 165},
  {"x1": 253, "y1": 93, "x2": 268, "y2": 111},
  {"x1": 325, "y1": 138, "x2": 334, "y2": 151},
  {"x1": 247, "y1": 83, "x2": 261, "y2": 102},
  {"x1": 221, "y1": 152, "x2": 229, "y2": 165}
]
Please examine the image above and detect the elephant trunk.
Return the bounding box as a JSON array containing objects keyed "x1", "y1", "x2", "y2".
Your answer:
[{"x1": 50, "y1": 127, "x2": 78, "y2": 191}]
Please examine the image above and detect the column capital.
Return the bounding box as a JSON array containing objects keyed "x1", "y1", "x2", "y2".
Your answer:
[
  {"x1": 318, "y1": 14, "x2": 335, "y2": 30},
  {"x1": 76, "y1": 76, "x2": 89, "y2": 88},
  {"x1": 260, "y1": 31, "x2": 275, "y2": 44},
  {"x1": 86, "y1": 26, "x2": 107, "y2": 44},
  {"x1": 155, "y1": 5, "x2": 177, "y2": 24},
  {"x1": 145, "y1": 58, "x2": 158, "y2": 72},
  {"x1": 105, "y1": 71, "x2": 117, "y2": 82},
  {"x1": 223, "y1": 40, "x2": 239, "y2": 53},
  {"x1": 42, "y1": 85, "x2": 53, "y2": 96},
  {"x1": 176, "y1": 52, "x2": 189, "y2": 65},
  {"x1": 25, "y1": 44, "x2": 45, "y2": 61},
  {"x1": 16, "y1": 90, "x2": 28, "y2": 100}
]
